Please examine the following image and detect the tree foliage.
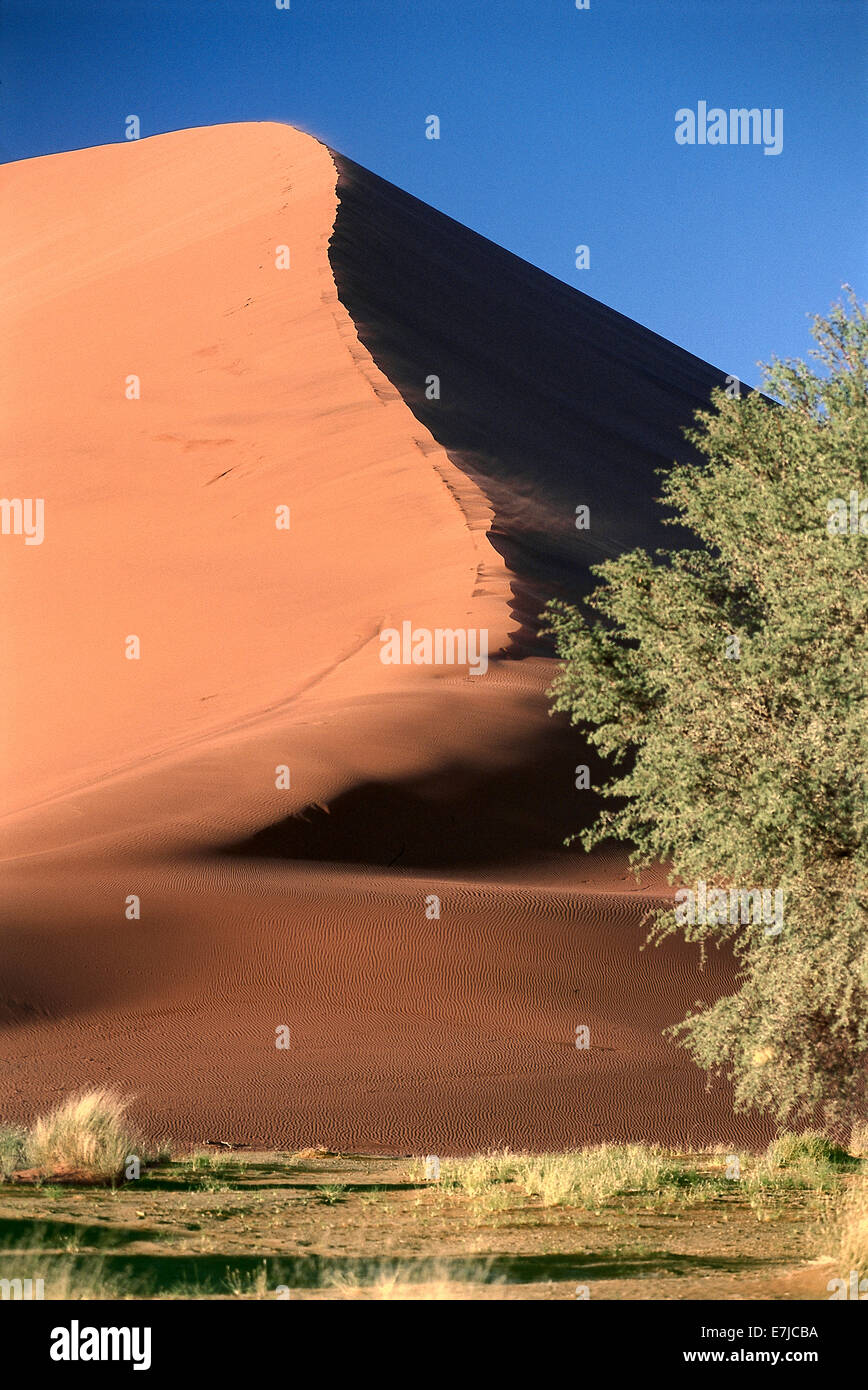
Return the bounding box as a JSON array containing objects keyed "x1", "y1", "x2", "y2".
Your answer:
[{"x1": 544, "y1": 290, "x2": 868, "y2": 1130}]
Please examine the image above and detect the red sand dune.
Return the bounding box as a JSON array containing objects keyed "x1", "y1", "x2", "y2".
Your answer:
[{"x1": 0, "y1": 123, "x2": 773, "y2": 1152}]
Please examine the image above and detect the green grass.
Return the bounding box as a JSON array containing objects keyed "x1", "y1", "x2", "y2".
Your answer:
[
  {"x1": 764, "y1": 1131, "x2": 854, "y2": 1171},
  {"x1": 438, "y1": 1146, "x2": 721, "y2": 1209},
  {"x1": 315, "y1": 1184, "x2": 347, "y2": 1205},
  {"x1": 434, "y1": 1133, "x2": 863, "y2": 1212}
]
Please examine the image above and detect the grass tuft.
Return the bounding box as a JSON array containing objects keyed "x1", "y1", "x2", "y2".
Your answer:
[
  {"x1": 833, "y1": 1179, "x2": 868, "y2": 1277},
  {"x1": 765, "y1": 1131, "x2": 853, "y2": 1171},
  {"x1": 0, "y1": 1127, "x2": 28, "y2": 1181},
  {"x1": 324, "y1": 1258, "x2": 498, "y2": 1300},
  {"x1": 24, "y1": 1090, "x2": 139, "y2": 1180}
]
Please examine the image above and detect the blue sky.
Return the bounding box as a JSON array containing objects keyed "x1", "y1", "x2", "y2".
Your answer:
[{"x1": 3, "y1": 0, "x2": 865, "y2": 387}]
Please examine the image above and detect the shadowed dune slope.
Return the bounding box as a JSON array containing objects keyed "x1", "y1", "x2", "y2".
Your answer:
[
  {"x1": 329, "y1": 151, "x2": 733, "y2": 640},
  {"x1": 0, "y1": 123, "x2": 773, "y2": 1152}
]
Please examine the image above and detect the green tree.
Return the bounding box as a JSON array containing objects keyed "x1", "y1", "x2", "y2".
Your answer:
[{"x1": 544, "y1": 290, "x2": 867, "y2": 1131}]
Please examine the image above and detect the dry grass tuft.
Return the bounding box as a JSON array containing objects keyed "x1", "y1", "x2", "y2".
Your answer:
[{"x1": 24, "y1": 1090, "x2": 139, "y2": 1180}]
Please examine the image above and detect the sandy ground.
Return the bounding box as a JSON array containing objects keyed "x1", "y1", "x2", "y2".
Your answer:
[{"x1": 0, "y1": 122, "x2": 773, "y2": 1152}]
